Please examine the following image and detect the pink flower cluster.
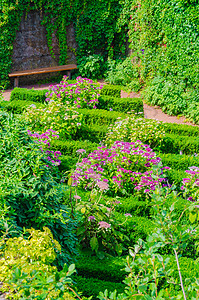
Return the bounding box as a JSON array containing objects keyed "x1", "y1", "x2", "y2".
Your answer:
[
  {"x1": 72, "y1": 141, "x2": 167, "y2": 195},
  {"x1": 181, "y1": 166, "x2": 199, "y2": 202},
  {"x1": 45, "y1": 76, "x2": 103, "y2": 109},
  {"x1": 27, "y1": 129, "x2": 62, "y2": 166}
]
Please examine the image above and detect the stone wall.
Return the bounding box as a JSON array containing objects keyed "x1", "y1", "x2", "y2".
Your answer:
[{"x1": 11, "y1": 11, "x2": 77, "y2": 84}]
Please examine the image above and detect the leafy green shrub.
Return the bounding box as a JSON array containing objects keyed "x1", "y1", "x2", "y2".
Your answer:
[
  {"x1": 98, "y1": 95, "x2": 143, "y2": 113},
  {"x1": 105, "y1": 57, "x2": 141, "y2": 91},
  {"x1": 100, "y1": 85, "x2": 122, "y2": 98},
  {"x1": 77, "y1": 54, "x2": 105, "y2": 79},
  {"x1": 24, "y1": 97, "x2": 82, "y2": 139},
  {"x1": 105, "y1": 114, "x2": 165, "y2": 148},
  {"x1": 0, "y1": 228, "x2": 79, "y2": 300},
  {"x1": 0, "y1": 112, "x2": 77, "y2": 264}
]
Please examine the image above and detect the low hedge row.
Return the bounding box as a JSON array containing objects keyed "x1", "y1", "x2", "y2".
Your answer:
[
  {"x1": 158, "y1": 133, "x2": 199, "y2": 155},
  {"x1": 163, "y1": 122, "x2": 199, "y2": 137},
  {"x1": 73, "y1": 275, "x2": 125, "y2": 299},
  {"x1": 98, "y1": 95, "x2": 143, "y2": 114},
  {"x1": 100, "y1": 84, "x2": 122, "y2": 98},
  {"x1": 159, "y1": 152, "x2": 199, "y2": 171},
  {"x1": 51, "y1": 139, "x2": 98, "y2": 156},
  {"x1": 76, "y1": 124, "x2": 107, "y2": 143},
  {"x1": 78, "y1": 108, "x2": 126, "y2": 125},
  {"x1": 0, "y1": 99, "x2": 44, "y2": 113},
  {"x1": 10, "y1": 87, "x2": 47, "y2": 103},
  {"x1": 75, "y1": 255, "x2": 198, "y2": 292}
]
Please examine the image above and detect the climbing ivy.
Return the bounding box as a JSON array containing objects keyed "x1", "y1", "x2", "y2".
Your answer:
[
  {"x1": 128, "y1": 0, "x2": 199, "y2": 119},
  {"x1": 0, "y1": 0, "x2": 129, "y2": 88}
]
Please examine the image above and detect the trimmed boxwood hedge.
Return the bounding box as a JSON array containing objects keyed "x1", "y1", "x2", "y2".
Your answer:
[
  {"x1": 51, "y1": 139, "x2": 98, "y2": 156},
  {"x1": 10, "y1": 87, "x2": 48, "y2": 103},
  {"x1": 78, "y1": 108, "x2": 126, "y2": 125},
  {"x1": 163, "y1": 122, "x2": 199, "y2": 137},
  {"x1": 73, "y1": 275, "x2": 125, "y2": 299},
  {"x1": 74, "y1": 255, "x2": 198, "y2": 296},
  {"x1": 100, "y1": 84, "x2": 122, "y2": 98},
  {"x1": 159, "y1": 152, "x2": 199, "y2": 170},
  {"x1": 0, "y1": 99, "x2": 44, "y2": 113},
  {"x1": 98, "y1": 95, "x2": 143, "y2": 114}
]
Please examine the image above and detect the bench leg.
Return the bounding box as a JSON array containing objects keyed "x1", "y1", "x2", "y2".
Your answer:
[
  {"x1": 14, "y1": 77, "x2": 19, "y2": 88},
  {"x1": 66, "y1": 71, "x2": 71, "y2": 80}
]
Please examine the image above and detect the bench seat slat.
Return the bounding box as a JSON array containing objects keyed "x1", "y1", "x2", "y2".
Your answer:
[{"x1": 9, "y1": 64, "x2": 77, "y2": 77}]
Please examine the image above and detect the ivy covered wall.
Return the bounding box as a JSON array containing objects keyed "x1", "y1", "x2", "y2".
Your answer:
[{"x1": 0, "y1": 0, "x2": 129, "y2": 87}]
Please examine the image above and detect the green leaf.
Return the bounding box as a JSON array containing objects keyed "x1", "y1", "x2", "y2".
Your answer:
[
  {"x1": 189, "y1": 212, "x2": 197, "y2": 223},
  {"x1": 90, "y1": 236, "x2": 99, "y2": 252}
]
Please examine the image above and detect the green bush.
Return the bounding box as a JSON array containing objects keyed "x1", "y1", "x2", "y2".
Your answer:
[
  {"x1": 163, "y1": 122, "x2": 199, "y2": 137},
  {"x1": 105, "y1": 57, "x2": 141, "y2": 91},
  {"x1": 51, "y1": 139, "x2": 98, "y2": 156},
  {"x1": 10, "y1": 87, "x2": 48, "y2": 103},
  {"x1": 76, "y1": 124, "x2": 107, "y2": 143},
  {"x1": 159, "y1": 152, "x2": 199, "y2": 171},
  {"x1": 100, "y1": 85, "x2": 122, "y2": 98},
  {"x1": 157, "y1": 133, "x2": 199, "y2": 155},
  {"x1": 76, "y1": 256, "x2": 126, "y2": 283},
  {"x1": 0, "y1": 99, "x2": 45, "y2": 113},
  {"x1": 77, "y1": 54, "x2": 105, "y2": 79},
  {"x1": 73, "y1": 275, "x2": 125, "y2": 299},
  {"x1": 0, "y1": 112, "x2": 77, "y2": 265},
  {"x1": 98, "y1": 95, "x2": 143, "y2": 113},
  {"x1": 79, "y1": 108, "x2": 126, "y2": 125}
]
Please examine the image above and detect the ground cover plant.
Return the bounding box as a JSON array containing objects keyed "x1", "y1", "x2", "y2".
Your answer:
[{"x1": 0, "y1": 78, "x2": 199, "y2": 299}]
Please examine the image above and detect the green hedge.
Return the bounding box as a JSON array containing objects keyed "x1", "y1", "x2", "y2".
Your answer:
[
  {"x1": 74, "y1": 255, "x2": 198, "y2": 295},
  {"x1": 100, "y1": 85, "x2": 122, "y2": 98},
  {"x1": 10, "y1": 87, "x2": 48, "y2": 103},
  {"x1": 163, "y1": 122, "x2": 199, "y2": 137},
  {"x1": 75, "y1": 256, "x2": 126, "y2": 283},
  {"x1": 51, "y1": 139, "x2": 98, "y2": 156},
  {"x1": 78, "y1": 108, "x2": 126, "y2": 125},
  {"x1": 159, "y1": 152, "x2": 199, "y2": 171},
  {"x1": 98, "y1": 95, "x2": 143, "y2": 114},
  {"x1": 73, "y1": 275, "x2": 124, "y2": 299},
  {"x1": 76, "y1": 124, "x2": 107, "y2": 143},
  {"x1": 158, "y1": 133, "x2": 199, "y2": 155},
  {"x1": 0, "y1": 99, "x2": 44, "y2": 113}
]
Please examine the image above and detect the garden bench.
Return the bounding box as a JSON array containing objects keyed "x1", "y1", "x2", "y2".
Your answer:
[{"x1": 8, "y1": 64, "x2": 77, "y2": 87}]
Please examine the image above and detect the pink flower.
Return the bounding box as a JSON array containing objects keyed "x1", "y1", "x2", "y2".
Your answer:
[
  {"x1": 76, "y1": 149, "x2": 86, "y2": 154},
  {"x1": 96, "y1": 181, "x2": 109, "y2": 191},
  {"x1": 124, "y1": 213, "x2": 132, "y2": 217},
  {"x1": 98, "y1": 221, "x2": 111, "y2": 229},
  {"x1": 74, "y1": 195, "x2": 81, "y2": 200}
]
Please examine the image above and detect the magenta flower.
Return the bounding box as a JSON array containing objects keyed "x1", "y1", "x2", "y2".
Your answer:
[{"x1": 88, "y1": 216, "x2": 95, "y2": 221}]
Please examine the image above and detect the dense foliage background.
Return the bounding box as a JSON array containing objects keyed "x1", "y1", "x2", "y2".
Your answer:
[{"x1": 0, "y1": 0, "x2": 129, "y2": 87}]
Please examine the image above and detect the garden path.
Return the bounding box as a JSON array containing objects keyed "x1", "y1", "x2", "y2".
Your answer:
[{"x1": 2, "y1": 82, "x2": 197, "y2": 126}]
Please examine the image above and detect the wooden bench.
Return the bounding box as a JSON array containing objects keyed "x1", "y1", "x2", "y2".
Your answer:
[{"x1": 8, "y1": 64, "x2": 77, "y2": 87}]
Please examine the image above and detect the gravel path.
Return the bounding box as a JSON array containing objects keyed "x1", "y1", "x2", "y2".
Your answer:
[{"x1": 2, "y1": 82, "x2": 197, "y2": 126}]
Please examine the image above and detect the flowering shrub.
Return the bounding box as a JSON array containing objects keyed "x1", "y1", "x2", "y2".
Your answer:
[
  {"x1": 73, "y1": 193, "x2": 130, "y2": 257},
  {"x1": 181, "y1": 166, "x2": 199, "y2": 203},
  {"x1": 105, "y1": 114, "x2": 165, "y2": 148},
  {"x1": 45, "y1": 76, "x2": 103, "y2": 109},
  {"x1": 71, "y1": 141, "x2": 168, "y2": 197},
  {"x1": 24, "y1": 98, "x2": 82, "y2": 139},
  {"x1": 27, "y1": 129, "x2": 62, "y2": 166}
]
